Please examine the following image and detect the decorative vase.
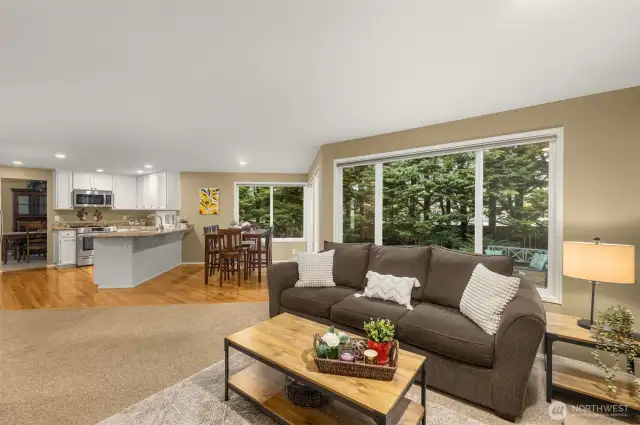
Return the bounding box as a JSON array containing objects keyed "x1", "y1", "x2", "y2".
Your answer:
[{"x1": 367, "y1": 339, "x2": 392, "y2": 365}]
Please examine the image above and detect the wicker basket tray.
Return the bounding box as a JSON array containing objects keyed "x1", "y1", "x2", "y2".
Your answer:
[{"x1": 312, "y1": 334, "x2": 398, "y2": 381}]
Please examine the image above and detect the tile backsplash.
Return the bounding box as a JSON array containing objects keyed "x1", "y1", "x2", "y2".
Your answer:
[{"x1": 55, "y1": 208, "x2": 153, "y2": 223}]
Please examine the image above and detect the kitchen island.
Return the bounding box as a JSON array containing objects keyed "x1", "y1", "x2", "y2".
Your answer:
[{"x1": 93, "y1": 227, "x2": 192, "y2": 288}]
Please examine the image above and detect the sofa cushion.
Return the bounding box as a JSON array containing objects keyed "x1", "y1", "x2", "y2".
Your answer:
[
  {"x1": 397, "y1": 302, "x2": 495, "y2": 367},
  {"x1": 423, "y1": 245, "x2": 513, "y2": 309},
  {"x1": 366, "y1": 245, "x2": 430, "y2": 300},
  {"x1": 324, "y1": 241, "x2": 372, "y2": 289},
  {"x1": 281, "y1": 287, "x2": 357, "y2": 319},
  {"x1": 330, "y1": 293, "x2": 419, "y2": 331}
]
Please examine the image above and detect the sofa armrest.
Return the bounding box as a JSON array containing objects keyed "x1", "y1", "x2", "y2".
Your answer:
[
  {"x1": 266, "y1": 262, "x2": 298, "y2": 318},
  {"x1": 492, "y1": 278, "x2": 546, "y2": 420}
]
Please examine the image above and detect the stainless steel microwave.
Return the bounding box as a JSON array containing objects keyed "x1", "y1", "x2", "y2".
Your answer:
[{"x1": 73, "y1": 190, "x2": 113, "y2": 208}]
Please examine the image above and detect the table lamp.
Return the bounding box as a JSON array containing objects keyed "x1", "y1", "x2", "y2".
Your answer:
[{"x1": 563, "y1": 238, "x2": 635, "y2": 329}]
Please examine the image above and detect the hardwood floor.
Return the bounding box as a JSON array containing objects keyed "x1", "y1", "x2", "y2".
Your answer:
[{"x1": 0, "y1": 265, "x2": 269, "y2": 310}]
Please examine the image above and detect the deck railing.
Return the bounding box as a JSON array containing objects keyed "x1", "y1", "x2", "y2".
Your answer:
[{"x1": 485, "y1": 245, "x2": 548, "y2": 264}]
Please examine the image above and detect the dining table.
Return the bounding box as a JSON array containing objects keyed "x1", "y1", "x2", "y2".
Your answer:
[
  {"x1": 204, "y1": 228, "x2": 269, "y2": 285},
  {"x1": 1, "y1": 231, "x2": 47, "y2": 264}
]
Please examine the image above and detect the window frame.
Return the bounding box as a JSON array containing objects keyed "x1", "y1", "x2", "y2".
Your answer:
[
  {"x1": 333, "y1": 127, "x2": 564, "y2": 304},
  {"x1": 234, "y1": 181, "x2": 307, "y2": 243}
]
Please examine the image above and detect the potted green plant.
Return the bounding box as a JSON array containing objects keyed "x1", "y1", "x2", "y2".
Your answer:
[
  {"x1": 590, "y1": 305, "x2": 640, "y2": 398},
  {"x1": 364, "y1": 318, "x2": 395, "y2": 365}
]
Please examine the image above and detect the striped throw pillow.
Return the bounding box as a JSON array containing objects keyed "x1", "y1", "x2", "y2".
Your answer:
[
  {"x1": 460, "y1": 264, "x2": 520, "y2": 335},
  {"x1": 294, "y1": 250, "x2": 336, "y2": 288}
]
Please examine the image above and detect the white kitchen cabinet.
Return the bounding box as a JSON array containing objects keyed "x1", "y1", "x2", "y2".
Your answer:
[
  {"x1": 135, "y1": 172, "x2": 179, "y2": 210},
  {"x1": 113, "y1": 176, "x2": 137, "y2": 210},
  {"x1": 72, "y1": 172, "x2": 113, "y2": 190},
  {"x1": 55, "y1": 230, "x2": 77, "y2": 268},
  {"x1": 72, "y1": 172, "x2": 93, "y2": 190},
  {"x1": 157, "y1": 172, "x2": 167, "y2": 210},
  {"x1": 136, "y1": 175, "x2": 145, "y2": 209},
  {"x1": 146, "y1": 173, "x2": 159, "y2": 209},
  {"x1": 54, "y1": 170, "x2": 73, "y2": 209},
  {"x1": 93, "y1": 174, "x2": 113, "y2": 191},
  {"x1": 165, "y1": 172, "x2": 180, "y2": 210}
]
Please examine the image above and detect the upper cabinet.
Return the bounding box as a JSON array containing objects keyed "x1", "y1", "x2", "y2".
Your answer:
[
  {"x1": 54, "y1": 170, "x2": 73, "y2": 209},
  {"x1": 113, "y1": 176, "x2": 137, "y2": 210},
  {"x1": 136, "y1": 172, "x2": 179, "y2": 210},
  {"x1": 72, "y1": 172, "x2": 113, "y2": 191},
  {"x1": 55, "y1": 170, "x2": 179, "y2": 211}
]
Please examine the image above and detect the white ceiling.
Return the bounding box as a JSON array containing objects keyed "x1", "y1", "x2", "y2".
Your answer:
[{"x1": 1, "y1": 0, "x2": 639, "y2": 175}]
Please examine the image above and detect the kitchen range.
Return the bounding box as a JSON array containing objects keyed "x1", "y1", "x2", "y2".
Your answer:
[{"x1": 76, "y1": 226, "x2": 115, "y2": 266}]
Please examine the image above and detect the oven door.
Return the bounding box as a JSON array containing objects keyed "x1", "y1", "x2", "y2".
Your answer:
[{"x1": 77, "y1": 234, "x2": 95, "y2": 266}]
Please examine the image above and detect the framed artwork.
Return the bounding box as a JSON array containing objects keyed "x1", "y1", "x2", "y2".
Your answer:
[{"x1": 199, "y1": 188, "x2": 220, "y2": 215}]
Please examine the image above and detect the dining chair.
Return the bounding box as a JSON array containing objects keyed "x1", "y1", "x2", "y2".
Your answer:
[
  {"x1": 218, "y1": 228, "x2": 247, "y2": 286},
  {"x1": 23, "y1": 221, "x2": 47, "y2": 263},
  {"x1": 248, "y1": 227, "x2": 272, "y2": 274},
  {"x1": 206, "y1": 233, "x2": 223, "y2": 277}
]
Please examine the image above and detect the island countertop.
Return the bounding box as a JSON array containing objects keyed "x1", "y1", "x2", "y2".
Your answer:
[{"x1": 94, "y1": 227, "x2": 193, "y2": 238}]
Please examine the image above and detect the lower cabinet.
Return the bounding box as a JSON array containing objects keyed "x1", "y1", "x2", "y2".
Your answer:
[{"x1": 55, "y1": 230, "x2": 77, "y2": 268}]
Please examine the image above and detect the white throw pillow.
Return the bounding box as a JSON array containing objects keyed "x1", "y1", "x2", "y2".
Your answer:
[
  {"x1": 460, "y1": 264, "x2": 520, "y2": 335},
  {"x1": 294, "y1": 250, "x2": 336, "y2": 288},
  {"x1": 355, "y1": 271, "x2": 420, "y2": 310}
]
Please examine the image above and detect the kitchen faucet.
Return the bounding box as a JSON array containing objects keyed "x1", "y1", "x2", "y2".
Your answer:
[{"x1": 147, "y1": 214, "x2": 164, "y2": 231}]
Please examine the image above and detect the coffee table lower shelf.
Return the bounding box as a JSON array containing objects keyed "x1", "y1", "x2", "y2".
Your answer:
[{"x1": 228, "y1": 362, "x2": 425, "y2": 425}]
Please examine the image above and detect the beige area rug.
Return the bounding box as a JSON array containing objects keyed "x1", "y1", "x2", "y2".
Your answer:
[
  {"x1": 0, "y1": 303, "x2": 270, "y2": 425},
  {"x1": 1, "y1": 303, "x2": 637, "y2": 425},
  {"x1": 96, "y1": 352, "x2": 638, "y2": 425}
]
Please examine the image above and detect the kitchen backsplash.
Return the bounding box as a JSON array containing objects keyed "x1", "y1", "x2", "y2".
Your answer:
[{"x1": 55, "y1": 208, "x2": 153, "y2": 224}]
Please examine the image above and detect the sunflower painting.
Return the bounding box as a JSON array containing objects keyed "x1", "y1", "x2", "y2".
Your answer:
[{"x1": 199, "y1": 188, "x2": 220, "y2": 215}]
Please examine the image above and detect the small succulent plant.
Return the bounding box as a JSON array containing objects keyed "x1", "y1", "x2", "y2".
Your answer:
[{"x1": 364, "y1": 318, "x2": 395, "y2": 343}]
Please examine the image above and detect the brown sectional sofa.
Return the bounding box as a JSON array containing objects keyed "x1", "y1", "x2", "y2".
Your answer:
[{"x1": 267, "y1": 242, "x2": 546, "y2": 420}]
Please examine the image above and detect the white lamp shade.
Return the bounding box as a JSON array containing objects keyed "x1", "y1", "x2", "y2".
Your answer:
[{"x1": 563, "y1": 241, "x2": 635, "y2": 284}]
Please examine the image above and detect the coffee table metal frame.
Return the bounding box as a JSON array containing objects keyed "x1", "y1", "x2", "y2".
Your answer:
[{"x1": 224, "y1": 337, "x2": 427, "y2": 425}]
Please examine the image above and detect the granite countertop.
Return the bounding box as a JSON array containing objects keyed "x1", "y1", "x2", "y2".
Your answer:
[
  {"x1": 52, "y1": 221, "x2": 146, "y2": 230},
  {"x1": 93, "y1": 227, "x2": 193, "y2": 238}
]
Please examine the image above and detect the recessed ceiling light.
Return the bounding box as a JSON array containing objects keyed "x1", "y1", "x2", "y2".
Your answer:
[
  {"x1": 144, "y1": 164, "x2": 153, "y2": 169},
  {"x1": 12, "y1": 160, "x2": 22, "y2": 165},
  {"x1": 239, "y1": 161, "x2": 247, "y2": 166},
  {"x1": 136, "y1": 170, "x2": 144, "y2": 174},
  {"x1": 54, "y1": 153, "x2": 67, "y2": 159},
  {"x1": 96, "y1": 169, "x2": 104, "y2": 172}
]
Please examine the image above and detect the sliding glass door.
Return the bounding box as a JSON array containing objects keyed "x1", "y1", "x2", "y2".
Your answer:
[{"x1": 333, "y1": 129, "x2": 563, "y2": 302}]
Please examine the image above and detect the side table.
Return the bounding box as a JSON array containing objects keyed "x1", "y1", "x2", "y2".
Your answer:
[{"x1": 545, "y1": 312, "x2": 639, "y2": 415}]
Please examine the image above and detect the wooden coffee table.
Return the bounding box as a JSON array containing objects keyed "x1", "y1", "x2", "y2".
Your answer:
[{"x1": 224, "y1": 313, "x2": 427, "y2": 425}]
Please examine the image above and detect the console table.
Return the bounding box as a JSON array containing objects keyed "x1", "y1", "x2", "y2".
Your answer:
[{"x1": 545, "y1": 312, "x2": 639, "y2": 415}]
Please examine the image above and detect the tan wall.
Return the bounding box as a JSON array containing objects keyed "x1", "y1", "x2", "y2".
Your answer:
[
  {"x1": 317, "y1": 87, "x2": 640, "y2": 359},
  {"x1": 1, "y1": 178, "x2": 29, "y2": 231},
  {"x1": 0, "y1": 167, "x2": 55, "y2": 264},
  {"x1": 180, "y1": 172, "x2": 308, "y2": 263}
]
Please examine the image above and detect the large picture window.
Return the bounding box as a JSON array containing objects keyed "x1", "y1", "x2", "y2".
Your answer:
[
  {"x1": 333, "y1": 128, "x2": 563, "y2": 303},
  {"x1": 235, "y1": 183, "x2": 305, "y2": 240}
]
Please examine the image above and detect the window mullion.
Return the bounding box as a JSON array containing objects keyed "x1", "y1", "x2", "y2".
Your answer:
[
  {"x1": 474, "y1": 150, "x2": 484, "y2": 254},
  {"x1": 374, "y1": 163, "x2": 383, "y2": 245},
  {"x1": 269, "y1": 186, "x2": 274, "y2": 227}
]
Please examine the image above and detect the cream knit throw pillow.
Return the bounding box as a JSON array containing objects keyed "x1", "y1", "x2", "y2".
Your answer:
[
  {"x1": 460, "y1": 264, "x2": 520, "y2": 335},
  {"x1": 294, "y1": 250, "x2": 336, "y2": 287}
]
